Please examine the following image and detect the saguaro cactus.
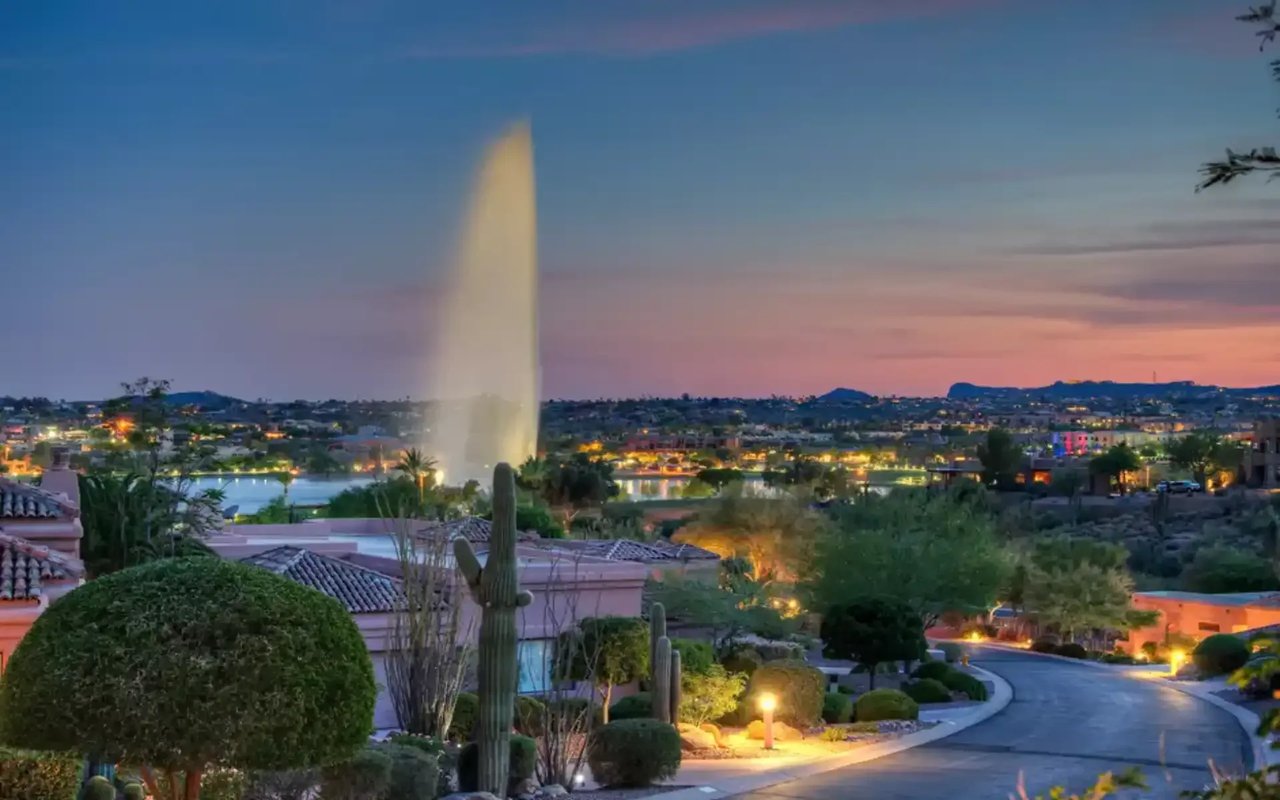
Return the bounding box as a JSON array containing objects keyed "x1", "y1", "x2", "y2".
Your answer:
[
  {"x1": 456, "y1": 462, "x2": 534, "y2": 797},
  {"x1": 652, "y1": 635, "x2": 672, "y2": 723},
  {"x1": 649, "y1": 602, "x2": 666, "y2": 685},
  {"x1": 669, "y1": 649, "x2": 683, "y2": 723}
]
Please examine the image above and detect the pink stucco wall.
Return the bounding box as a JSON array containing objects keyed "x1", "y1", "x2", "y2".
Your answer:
[{"x1": 1123, "y1": 594, "x2": 1280, "y2": 654}]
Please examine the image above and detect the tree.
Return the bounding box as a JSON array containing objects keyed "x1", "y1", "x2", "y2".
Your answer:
[
  {"x1": 0, "y1": 558, "x2": 376, "y2": 800},
  {"x1": 821, "y1": 598, "x2": 924, "y2": 689},
  {"x1": 538, "y1": 454, "x2": 619, "y2": 525},
  {"x1": 395, "y1": 447, "x2": 437, "y2": 509},
  {"x1": 679, "y1": 478, "x2": 715, "y2": 499},
  {"x1": 306, "y1": 447, "x2": 344, "y2": 477},
  {"x1": 672, "y1": 485, "x2": 826, "y2": 583},
  {"x1": 1089, "y1": 444, "x2": 1141, "y2": 494},
  {"x1": 1182, "y1": 546, "x2": 1280, "y2": 593},
  {"x1": 977, "y1": 428, "x2": 1022, "y2": 491},
  {"x1": 696, "y1": 468, "x2": 743, "y2": 491},
  {"x1": 648, "y1": 575, "x2": 794, "y2": 655},
  {"x1": 1022, "y1": 538, "x2": 1137, "y2": 642},
  {"x1": 1197, "y1": 2, "x2": 1280, "y2": 189},
  {"x1": 276, "y1": 471, "x2": 295, "y2": 503},
  {"x1": 802, "y1": 489, "x2": 1011, "y2": 628},
  {"x1": 558, "y1": 617, "x2": 649, "y2": 723},
  {"x1": 1167, "y1": 432, "x2": 1236, "y2": 488}
]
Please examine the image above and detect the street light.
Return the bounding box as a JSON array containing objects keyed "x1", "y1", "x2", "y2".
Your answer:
[{"x1": 758, "y1": 693, "x2": 777, "y2": 750}]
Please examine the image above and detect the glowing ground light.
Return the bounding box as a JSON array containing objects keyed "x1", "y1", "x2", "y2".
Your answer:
[
  {"x1": 758, "y1": 692, "x2": 777, "y2": 750},
  {"x1": 966, "y1": 631, "x2": 984, "y2": 642},
  {"x1": 1169, "y1": 649, "x2": 1187, "y2": 675}
]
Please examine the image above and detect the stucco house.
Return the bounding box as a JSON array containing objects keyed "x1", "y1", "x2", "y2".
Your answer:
[
  {"x1": 0, "y1": 457, "x2": 86, "y2": 670},
  {"x1": 1122, "y1": 590, "x2": 1280, "y2": 655}
]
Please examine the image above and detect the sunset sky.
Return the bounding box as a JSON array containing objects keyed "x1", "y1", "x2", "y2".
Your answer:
[{"x1": 3, "y1": 0, "x2": 1277, "y2": 400}]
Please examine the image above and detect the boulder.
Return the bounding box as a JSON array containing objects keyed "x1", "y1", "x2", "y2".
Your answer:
[
  {"x1": 745, "y1": 720, "x2": 804, "y2": 741},
  {"x1": 537, "y1": 786, "x2": 568, "y2": 799},
  {"x1": 677, "y1": 722, "x2": 721, "y2": 751},
  {"x1": 512, "y1": 777, "x2": 540, "y2": 799},
  {"x1": 699, "y1": 722, "x2": 727, "y2": 746}
]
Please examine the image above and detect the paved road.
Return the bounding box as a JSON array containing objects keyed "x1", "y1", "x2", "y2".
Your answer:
[{"x1": 732, "y1": 648, "x2": 1250, "y2": 800}]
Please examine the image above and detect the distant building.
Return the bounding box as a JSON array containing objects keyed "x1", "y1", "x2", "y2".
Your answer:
[
  {"x1": 1123, "y1": 591, "x2": 1280, "y2": 655},
  {"x1": 1242, "y1": 419, "x2": 1280, "y2": 490}
]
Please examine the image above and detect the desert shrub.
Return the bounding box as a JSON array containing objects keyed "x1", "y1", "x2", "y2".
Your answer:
[
  {"x1": 513, "y1": 695, "x2": 546, "y2": 737},
  {"x1": 821, "y1": 692, "x2": 853, "y2": 723},
  {"x1": 716, "y1": 698, "x2": 756, "y2": 727},
  {"x1": 321, "y1": 747, "x2": 392, "y2": 800},
  {"x1": 672, "y1": 639, "x2": 717, "y2": 676},
  {"x1": 747, "y1": 660, "x2": 826, "y2": 728},
  {"x1": 720, "y1": 647, "x2": 763, "y2": 677},
  {"x1": 609, "y1": 693, "x2": 652, "y2": 721},
  {"x1": 1055, "y1": 643, "x2": 1088, "y2": 659},
  {"x1": 83, "y1": 776, "x2": 117, "y2": 800},
  {"x1": 1229, "y1": 655, "x2": 1280, "y2": 699},
  {"x1": 374, "y1": 743, "x2": 438, "y2": 800},
  {"x1": 836, "y1": 684, "x2": 855, "y2": 695},
  {"x1": 458, "y1": 734, "x2": 536, "y2": 794},
  {"x1": 911, "y1": 661, "x2": 955, "y2": 682},
  {"x1": 902, "y1": 679, "x2": 952, "y2": 704},
  {"x1": 1194, "y1": 634, "x2": 1251, "y2": 677},
  {"x1": 588, "y1": 720, "x2": 682, "y2": 787},
  {"x1": 1098, "y1": 653, "x2": 1138, "y2": 665},
  {"x1": 847, "y1": 721, "x2": 881, "y2": 734},
  {"x1": 241, "y1": 768, "x2": 319, "y2": 800},
  {"x1": 940, "y1": 671, "x2": 987, "y2": 701},
  {"x1": 200, "y1": 769, "x2": 248, "y2": 800},
  {"x1": 854, "y1": 689, "x2": 919, "y2": 722},
  {"x1": 449, "y1": 692, "x2": 479, "y2": 741},
  {"x1": 544, "y1": 697, "x2": 603, "y2": 728},
  {"x1": 0, "y1": 748, "x2": 80, "y2": 800},
  {"x1": 680, "y1": 665, "x2": 745, "y2": 726},
  {"x1": 938, "y1": 642, "x2": 964, "y2": 663},
  {"x1": 1031, "y1": 637, "x2": 1059, "y2": 654},
  {"x1": 819, "y1": 726, "x2": 847, "y2": 742}
]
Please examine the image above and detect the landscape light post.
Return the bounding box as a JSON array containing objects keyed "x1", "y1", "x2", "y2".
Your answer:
[{"x1": 759, "y1": 693, "x2": 777, "y2": 750}]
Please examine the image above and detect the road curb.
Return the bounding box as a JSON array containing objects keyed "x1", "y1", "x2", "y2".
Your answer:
[
  {"x1": 657, "y1": 664, "x2": 1013, "y2": 800},
  {"x1": 1156, "y1": 677, "x2": 1272, "y2": 771}
]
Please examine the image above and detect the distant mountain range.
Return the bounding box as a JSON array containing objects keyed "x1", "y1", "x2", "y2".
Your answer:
[
  {"x1": 818, "y1": 387, "x2": 876, "y2": 403},
  {"x1": 947, "y1": 381, "x2": 1280, "y2": 401}
]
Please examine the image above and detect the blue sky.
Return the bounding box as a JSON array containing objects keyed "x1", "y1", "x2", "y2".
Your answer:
[{"x1": 2, "y1": 0, "x2": 1277, "y2": 400}]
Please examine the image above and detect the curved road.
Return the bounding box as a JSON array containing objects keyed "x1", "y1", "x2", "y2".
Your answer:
[{"x1": 732, "y1": 648, "x2": 1250, "y2": 800}]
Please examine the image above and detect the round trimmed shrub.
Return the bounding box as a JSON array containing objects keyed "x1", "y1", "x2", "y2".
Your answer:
[
  {"x1": 387, "y1": 733, "x2": 445, "y2": 756},
  {"x1": 822, "y1": 692, "x2": 853, "y2": 724},
  {"x1": 450, "y1": 692, "x2": 479, "y2": 741},
  {"x1": 1055, "y1": 643, "x2": 1088, "y2": 659},
  {"x1": 1194, "y1": 634, "x2": 1251, "y2": 677},
  {"x1": 748, "y1": 660, "x2": 826, "y2": 728},
  {"x1": 0, "y1": 559, "x2": 376, "y2": 777},
  {"x1": 83, "y1": 776, "x2": 116, "y2": 800},
  {"x1": 321, "y1": 747, "x2": 392, "y2": 800},
  {"x1": 588, "y1": 719, "x2": 682, "y2": 787},
  {"x1": 938, "y1": 642, "x2": 964, "y2": 663},
  {"x1": 514, "y1": 694, "x2": 546, "y2": 736},
  {"x1": 458, "y1": 734, "x2": 536, "y2": 794},
  {"x1": 902, "y1": 679, "x2": 952, "y2": 704},
  {"x1": 911, "y1": 661, "x2": 955, "y2": 682},
  {"x1": 1031, "y1": 636, "x2": 1059, "y2": 654},
  {"x1": 610, "y1": 692, "x2": 652, "y2": 721},
  {"x1": 673, "y1": 639, "x2": 717, "y2": 676},
  {"x1": 0, "y1": 747, "x2": 81, "y2": 798},
  {"x1": 854, "y1": 689, "x2": 919, "y2": 722},
  {"x1": 940, "y1": 670, "x2": 988, "y2": 701},
  {"x1": 720, "y1": 647, "x2": 763, "y2": 677},
  {"x1": 375, "y1": 742, "x2": 439, "y2": 800}
]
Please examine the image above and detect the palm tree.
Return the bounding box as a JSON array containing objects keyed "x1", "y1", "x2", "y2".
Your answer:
[{"x1": 395, "y1": 448, "x2": 438, "y2": 507}]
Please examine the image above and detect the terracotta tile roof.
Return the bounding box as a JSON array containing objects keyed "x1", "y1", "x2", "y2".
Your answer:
[
  {"x1": 0, "y1": 533, "x2": 81, "y2": 601},
  {"x1": 241, "y1": 546, "x2": 402, "y2": 613},
  {"x1": 544, "y1": 538, "x2": 721, "y2": 564},
  {"x1": 0, "y1": 479, "x2": 70, "y2": 519}
]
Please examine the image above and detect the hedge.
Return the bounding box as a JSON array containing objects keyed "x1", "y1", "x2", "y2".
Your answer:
[
  {"x1": 588, "y1": 720, "x2": 682, "y2": 787},
  {"x1": 672, "y1": 639, "x2": 717, "y2": 676},
  {"x1": 1055, "y1": 643, "x2": 1087, "y2": 659},
  {"x1": 748, "y1": 660, "x2": 826, "y2": 728},
  {"x1": 459, "y1": 734, "x2": 536, "y2": 794},
  {"x1": 940, "y1": 670, "x2": 987, "y2": 701},
  {"x1": 0, "y1": 748, "x2": 80, "y2": 800},
  {"x1": 610, "y1": 693, "x2": 652, "y2": 721},
  {"x1": 321, "y1": 747, "x2": 392, "y2": 800},
  {"x1": 375, "y1": 742, "x2": 439, "y2": 800},
  {"x1": 854, "y1": 689, "x2": 919, "y2": 722},
  {"x1": 911, "y1": 661, "x2": 955, "y2": 682},
  {"x1": 720, "y1": 648, "x2": 763, "y2": 677},
  {"x1": 938, "y1": 642, "x2": 964, "y2": 663},
  {"x1": 514, "y1": 695, "x2": 546, "y2": 736},
  {"x1": 902, "y1": 679, "x2": 952, "y2": 704},
  {"x1": 821, "y1": 692, "x2": 853, "y2": 724},
  {"x1": 1194, "y1": 634, "x2": 1250, "y2": 677},
  {"x1": 1031, "y1": 637, "x2": 1059, "y2": 654},
  {"x1": 450, "y1": 693, "x2": 479, "y2": 741}
]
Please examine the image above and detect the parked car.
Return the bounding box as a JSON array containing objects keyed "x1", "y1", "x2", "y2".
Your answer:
[{"x1": 1156, "y1": 480, "x2": 1202, "y2": 494}]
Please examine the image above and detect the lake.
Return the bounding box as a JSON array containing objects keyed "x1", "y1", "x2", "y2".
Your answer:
[{"x1": 190, "y1": 475, "x2": 374, "y2": 514}]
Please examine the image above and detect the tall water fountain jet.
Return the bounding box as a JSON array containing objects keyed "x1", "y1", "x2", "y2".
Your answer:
[{"x1": 426, "y1": 122, "x2": 539, "y2": 486}]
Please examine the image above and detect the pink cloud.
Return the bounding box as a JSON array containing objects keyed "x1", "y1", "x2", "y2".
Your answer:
[{"x1": 402, "y1": 0, "x2": 1012, "y2": 60}]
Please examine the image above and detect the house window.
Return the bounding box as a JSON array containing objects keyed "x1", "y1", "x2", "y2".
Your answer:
[
  {"x1": 1198, "y1": 622, "x2": 1221, "y2": 633},
  {"x1": 517, "y1": 640, "x2": 552, "y2": 694}
]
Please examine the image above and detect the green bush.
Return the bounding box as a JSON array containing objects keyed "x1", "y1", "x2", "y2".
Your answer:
[
  {"x1": 911, "y1": 661, "x2": 955, "y2": 682},
  {"x1": 588, "y1": 720, "x2": 682, "y2": 787},
  {"x1": 514, "y1": 695, "x2": 546, "y2": 736},
  {"x1": 821, "y1": 692, "x2": 853, "y2": 723},
  {"x1": 609, "y1": 692, "x2": 652, "y2": 721},
  {"x1": 450, "y1": 692, "x2": 479, "y2": 741},
  {"x1": 200, "y1": 769, "x2": 247, "y2": 800},
  {"x1": 321, "y1": 747, "x2": 392, "y2": 800},
  {"x1": 854, "y1": 689, "x2": 919, "y2": 722},
  {"x1": 544, "y1": 697, "x2": 602, "y2": 727},
  {"x1": 458, "y1": 734, "x2": 537, "y2": 794},
  {"x1": 680, "y1": 665, "x2": 745, "y2": 726},
  {"x1": 1194, "y1": 634, "x2": 1251, "y2": 677},
  {"x1": 1055, "y1": 643, "x2": 1087, "y2": 659},
  {"x1": 902, "y1": 679, "x2": 952, "y2": 704},
  {"x1": 836, "y1": 684, "x2": 855, "y2": 695},
  {"x1": 672, "y1": 639, "x2": 716, "y2": 676},
  {"x1": 938, "y1": 642, "x2": 964, "y2": 663},
  {"x1": 0, "y1": 559, "x2": 375, "y2": 778},
  {"x1": 83, "y1": 776, "x2": 116, "y2": 800},
  {"x1": 720, "y1": 647, "x2": 763, "y2": 677},
  {"x1": 374, "y1": 742, "x2": 439, "y2": 800},
  {"x1": 716, "y1": 698, "x2": 756, "y2": 727},
  {"x1": 748, "y1": 660, "x2": 826, "y2": 728},
  {"x1": 940, "y1": 670, "x2": 988, "y2": 701},
  {"x1": 1031, "y1": 637, "x2": 1059, "y2": 654},
  {"x1": 386, "y1": 733, "x2": 444, "y2": 756}
]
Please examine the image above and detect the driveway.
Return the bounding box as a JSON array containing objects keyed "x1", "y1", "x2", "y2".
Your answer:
[{"x1": 730, "y1": 648, "x2": 1250, "y2": 800}]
